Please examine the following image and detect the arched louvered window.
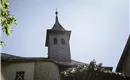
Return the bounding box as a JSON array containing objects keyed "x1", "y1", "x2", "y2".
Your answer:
[
  {"x1": 61, "y1": 38, "x2": 65, "y2": 44},
  {"x1": 54, "y1": 38, "x2": 58, "y2": 44}
]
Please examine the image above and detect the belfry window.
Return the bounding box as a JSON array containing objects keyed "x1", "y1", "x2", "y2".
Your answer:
[
  {"x1": 54, "y1": 38, "x2": 58, "y2": 44},
  {"x1": 61, "y1": 38, "x2": 65, "y2": 44}
]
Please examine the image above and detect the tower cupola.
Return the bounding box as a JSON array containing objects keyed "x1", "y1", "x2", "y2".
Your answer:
[{"x1": 45, "y1": 10, "x2": 71, "y2": 62}]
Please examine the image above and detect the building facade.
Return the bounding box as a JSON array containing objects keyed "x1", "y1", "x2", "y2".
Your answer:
[
  {"x1": 116, "y1": 35, "x2": 130, "y2": 77},
  {"x1": 1, "y1": 57, "x2": 60, "y2": 80}
]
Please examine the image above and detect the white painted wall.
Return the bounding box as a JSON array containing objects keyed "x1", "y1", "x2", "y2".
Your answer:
[
  {"x1": 1, "y1": 62, "x2": 35, "y2": 80},
  {"x1": 0, "y1": 64, "x2": 4, "y2": 80},
  {"x1": 1, "y1": 61, "x2": 61, "y2": 80}
]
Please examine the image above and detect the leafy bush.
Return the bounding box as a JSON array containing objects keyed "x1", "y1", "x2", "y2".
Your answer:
[{"x1": 61, "y1": 60, "x2": 127, "y2": 80}]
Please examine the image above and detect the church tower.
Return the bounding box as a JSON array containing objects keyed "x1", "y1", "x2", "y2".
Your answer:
[{"x1": 45, "y1": 11, "x2": 71, "y2": 62}]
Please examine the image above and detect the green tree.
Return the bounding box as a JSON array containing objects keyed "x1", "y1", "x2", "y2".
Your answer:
[
  {"x1": 1, "y1": 0, "x2": 17, "y2": 46},
  {"x1": 61, "y1": 60, "x2": 126, "y2": 80}
]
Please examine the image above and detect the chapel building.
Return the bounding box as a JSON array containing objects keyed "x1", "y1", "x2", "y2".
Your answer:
[{"x1": 1, "y1": 11, "x2": 87, "y2": 80}]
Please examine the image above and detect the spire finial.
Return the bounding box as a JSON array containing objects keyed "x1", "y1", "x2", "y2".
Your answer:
[
  {"x1": 55, "y1": 8, "x2": 58, "y2": 22},
  {"x1": 55, "y1": 8, "x2": 58, "y2": 16}
]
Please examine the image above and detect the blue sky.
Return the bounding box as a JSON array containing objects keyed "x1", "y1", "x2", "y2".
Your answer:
[{"x1": 1, "y1": 0, "x2": 129, "y2": 70}]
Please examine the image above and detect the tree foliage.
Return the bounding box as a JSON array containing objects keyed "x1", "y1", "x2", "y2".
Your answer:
[
  {"x1": 61, "y1": 60, "x2": 127, "y2": 80},
  {"x1": 1, "y1": 0, "x2": 17, "y2": 46}
]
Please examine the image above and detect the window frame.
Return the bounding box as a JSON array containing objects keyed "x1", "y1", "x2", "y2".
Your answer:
[
  {"x1": 15, "y1": 71, "x2": 25, "y2": 80},
  {"x1": 54, "y1": 38, "x2": 58, "y2": 44},
  {"x1": 61, "y1": 38, "x2": 65, "y2": 44}
]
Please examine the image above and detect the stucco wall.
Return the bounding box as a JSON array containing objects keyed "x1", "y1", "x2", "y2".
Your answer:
[
  {"x1": 0, "y1": 64, "x2": 4, "y2": 80},
  {"x1": 122, "y1": 49, "x2": 130, "y2": 76},
  {"x1": 48, "y1": 33, "x2": 71, "y2": 62},
  {"x1": 1, "y1": 62, "x2": 35, "y2": 80},
  {"x1": 34, "y1": 61, "x2": 60, "y2": 80}
]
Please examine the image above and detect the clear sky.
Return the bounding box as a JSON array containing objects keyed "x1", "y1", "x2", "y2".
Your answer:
[{"x1": 1, "y1": 0, "x2": 129, "y2": 70}]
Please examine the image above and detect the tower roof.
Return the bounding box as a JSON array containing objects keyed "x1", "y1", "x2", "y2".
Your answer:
[
  {"x1": 45, "y1": 10, "x2": 71, "y2": 47},
  {"x1": 51, "y1": 10, "x2": 65, "y2": 30}
]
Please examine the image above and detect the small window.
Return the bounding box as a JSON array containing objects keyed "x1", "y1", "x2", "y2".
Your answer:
[
  {"x1": 15, "y1": 71, "x2": 24, "y2": 80},
  {"x1": 54, "y1": 38, "x2": 58, "y2": 44},
  {"x1": 61, "y1": 38, "x2": 65, "y2": 44}
]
